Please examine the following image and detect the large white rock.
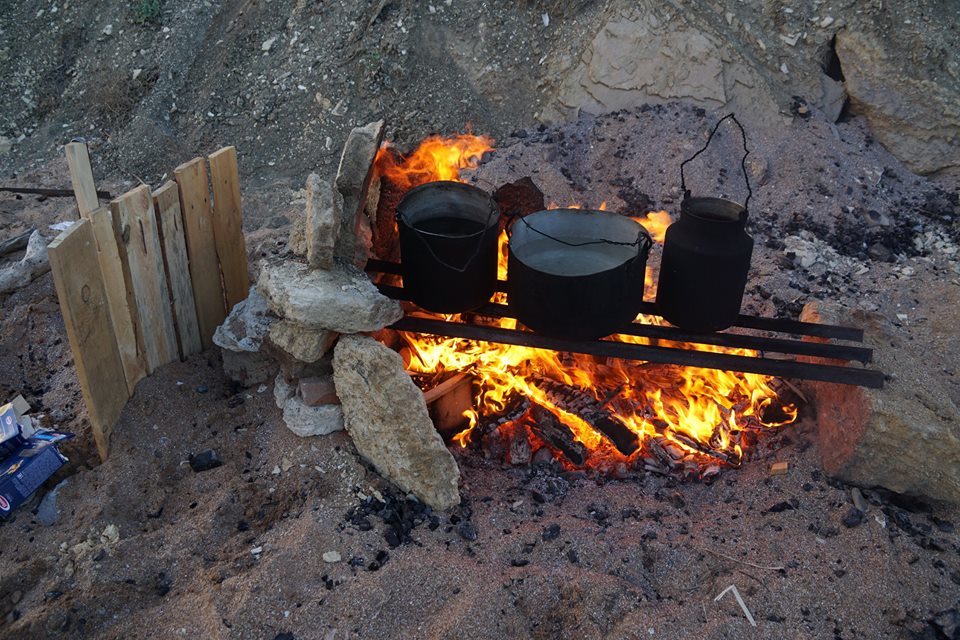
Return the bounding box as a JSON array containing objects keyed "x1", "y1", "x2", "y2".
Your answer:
[
  {"x1": 213, "y1": 286, "x2": 275, "y2": 353},
  {"x1": 268, "y1": 320, "x2": 337, "y2": 363},
  {"x1": 305, "y1": 173, "x2": 343, "y2": 270},
  {"x1": 333, "y1": 335, "x2": 461, "y2": 510},
  {"x1": 282, "y1": 393, "x2": 344, "y2": 437},
  {"x1": 257, "y1": 259, "x2": 402, "y2": 333},
  {"x1": 334, "y1": 120, "x2": 384, "y2": 266}
]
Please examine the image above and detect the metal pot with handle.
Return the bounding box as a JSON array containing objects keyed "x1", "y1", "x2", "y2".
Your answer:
[
  {"x1": 656, "y1": 114, "x2": 755, "y2": 332},
  {"x1": 507, "y1": 209, "x2": 652, "y2": 341}
]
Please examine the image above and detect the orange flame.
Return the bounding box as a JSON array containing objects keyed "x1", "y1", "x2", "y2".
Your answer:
[
  {"x1": 374, "y1": 133, "x2": 495, "y2": 190},
  {"x1": 380, "y1": 135, "x2": 797, "y2": 471}
]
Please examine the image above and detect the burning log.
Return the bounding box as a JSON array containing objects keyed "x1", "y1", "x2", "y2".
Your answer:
[
  {"x1": 468, "y1": 392, "x2": 530, "y2": 449},
  {"x1": 529, "y1": 403, "x2": 588, "y2": 466},
  {"x1": 644, "y1": 438, "x2": 678, "y2": 472},
  {"x1": 528, "y1": 377, "x2": 640, "y2": 456},
  {"x1": 670, "y1": 431, "x2": 738, "y2": 466}
]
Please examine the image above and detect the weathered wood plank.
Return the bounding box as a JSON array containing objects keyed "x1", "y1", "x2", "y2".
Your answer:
[
  {"x1": 48, "y1": 220, "x2": 128, "y2": 461},
  {"x1": 89, "y1": 207, "x2": 145, "y2": 394},
  {"x1": 64, "y1": 142, "x2": 99, "y2": 218},
  {"x1": 110, "y1": 185, "x2": 179, "y2": 371},
  {"x1": 153, "y1": 181, "x2": 203, "y2": 359},
  {"x1": 207, "y1": 146, "x2": 250, "y2": 311},
  {"x1": 174, "y1": 157, "x2": 225, "y2": 349}
]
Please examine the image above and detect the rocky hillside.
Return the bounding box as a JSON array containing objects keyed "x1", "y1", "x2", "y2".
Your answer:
[{"x1": 0, "y1": 0, "x2": 958, "y2": 186}]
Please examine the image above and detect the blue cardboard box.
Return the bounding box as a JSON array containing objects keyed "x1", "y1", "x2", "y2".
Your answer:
[
  {"x1": 0, "y1": 430, "x2": 73, "y2": 519},
  {"x1": 0, "y1": 404, "x2": 19, "y2": 445}
]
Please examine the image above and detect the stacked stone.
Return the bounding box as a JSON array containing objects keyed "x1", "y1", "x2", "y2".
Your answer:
[{"x1": 214, "y1": 120, "x2": 461, "y2": 509}]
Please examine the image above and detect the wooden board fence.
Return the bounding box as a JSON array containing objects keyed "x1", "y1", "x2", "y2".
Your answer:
[
  {"x1": 153, "y1": 181, "x2": 203, "y2": 359},
  {"x1": 110, "y1": 185, "x2": 179, "y2": 372},
  {"x1": 208, "y1": 146, "x2": 250, "y2": 311},
  {"x1": 48, "y1": 220, "x2": 129, "y2": 461},
  {"x1": 89, "y1": 207, "x2": 146, "y2": 394},
  {"x1": 65, "y1": 141, "x2": 99, "y2": 218},
  {"x1": 55, "y1": 144, "x2": 250, "y2": 460},
  {"x1": 174, "y1": 157, "x2": 226, "y2": 349}
]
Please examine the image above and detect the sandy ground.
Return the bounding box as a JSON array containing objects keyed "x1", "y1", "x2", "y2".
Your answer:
[{"x1": 1, "y1": 105, "x2": 959, "y2": 639}]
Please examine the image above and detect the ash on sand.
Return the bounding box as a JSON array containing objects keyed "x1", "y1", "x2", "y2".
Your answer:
[{"x1": 0, "y1": 105, "x2": 959, "y2": 639}]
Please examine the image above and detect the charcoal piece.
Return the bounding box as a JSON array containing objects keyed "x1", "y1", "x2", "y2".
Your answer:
[
  {"x1": 155, "y1": 572, "x2": 172, "y2": 597},
  {"x1": 529, "y1": 403, "x2": 588, "y2": 466},
  {"x1": 506, "y1": 427, "x2": 532, "y2": 465},
  {"x1": 189, "y1": 449, "x2": 223, "y2": 472},
  {"x1": 542, "y1": 524, "x2": 561, "y2": 541},
  {"x1": 842, "y1": 507, "x2": 865, "y2": 528},
  {"x1": 529, "y1": 377, "x2": 639, "y2": 456},
  {"x1": 457, "y1": 521, "x2": 477, "y2": 541}
]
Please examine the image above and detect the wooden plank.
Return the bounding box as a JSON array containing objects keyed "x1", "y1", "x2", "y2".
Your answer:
[
  {"x1": 64, "y1": 142, "x2": 99, "y2": 218},
  {"x1": 89, "y1": 207, "x2": 146, "y2": 394},
  {"x1": 207, "y1": 146, "x2": 250, "y2": 311},
  {"x1": 48, "y1": 220, "x2": 128, "y2": 461},
  {"x1": 153, "y1": 181, "x2": 203, "y2": 359},
  {"x1": 174, "y1": 157, "x2": 225, "y2": 349},
  {"x1": 110, "y1": 185, "x2": 179, "y2": 371}
]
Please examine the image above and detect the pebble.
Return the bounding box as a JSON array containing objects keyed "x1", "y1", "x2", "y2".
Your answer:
[
  {"x1": 262, "y1": 37, "x2": 277, "y2": 52},
  {"x1": 102, "y1": 24, "x2": 113, "y2": 36},
  {"x1": 322, "y1": 551, "x2": 342, "y2": 563},
  {"x1": 850, "y1": 487, "x2": 868, "y2": 512}
]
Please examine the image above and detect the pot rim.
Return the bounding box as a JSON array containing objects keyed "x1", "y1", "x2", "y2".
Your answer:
[
  {"x1": 509, "y1": 208, "x2": 650, "y2": 278},
  {"x1": 680, "y1": 196, "x2": 747, "y2": 224},
  {"x1": 397, "y1": 180, "x2": 498, "y2": 239}
]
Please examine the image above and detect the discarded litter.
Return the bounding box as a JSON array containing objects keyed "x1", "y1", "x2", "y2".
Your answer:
[
  {"x1": 0, "y1": 396, "x2": 74, "y2": 519},
  {"x1": 715, "y1": 584, "x2": 757, "y2": 627}
]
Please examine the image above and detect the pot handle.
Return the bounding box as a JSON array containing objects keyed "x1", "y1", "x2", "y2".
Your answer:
[
  {"x1": 397, "y1": 205, "x2": 498, "y2": 274},
  {"x1": 507, "y1": 211, "x2": 651, "y2": 250},
  {"x1": 679, "y1": 113, "x2": 753, "y2": 213}
]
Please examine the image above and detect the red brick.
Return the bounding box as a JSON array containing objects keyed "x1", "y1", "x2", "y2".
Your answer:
[{"x1": 299, "y1": 377, "x2": 340, "y2": 406}]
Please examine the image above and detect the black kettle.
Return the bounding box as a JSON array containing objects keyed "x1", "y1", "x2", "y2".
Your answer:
[{"x1": 656, "y1": 114, "x2": 754, "y2": 333}]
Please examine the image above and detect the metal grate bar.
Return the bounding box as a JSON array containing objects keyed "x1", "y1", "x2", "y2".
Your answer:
[
  {"x1": 365, "y1": 259, "x2": 865, "y2": 341},
  {"x1": 391, "y1": 316, "x2": 885, "y2": 388},
  {"x1": 375, "y1": 284, "x2": 873, "y2": 364}
]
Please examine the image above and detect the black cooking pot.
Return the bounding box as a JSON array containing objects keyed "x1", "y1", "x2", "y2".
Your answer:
[
  {"x1": 396, "y1": 181, "x2": 500, "y2": 314},
  {"x1": 507, "y1": 209, "x2": 652, "y2": 340},
  {"x1": 656, "y1": 114, "x2": 755, "y2": 332}
]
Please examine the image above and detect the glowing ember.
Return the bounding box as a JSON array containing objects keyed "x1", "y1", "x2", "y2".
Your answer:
[{"x1": 377, "y1": 135, "x2": 798, "y2": 472}]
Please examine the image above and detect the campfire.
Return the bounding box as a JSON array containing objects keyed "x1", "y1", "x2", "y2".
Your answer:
[{"x1": 372, "y1": 134, "x2": 799, "y2": 477}]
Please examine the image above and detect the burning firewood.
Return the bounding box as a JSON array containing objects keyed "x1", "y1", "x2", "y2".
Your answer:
[
  {"x1": 670, "y1": 431, "x2": 738, "y2": 466},
  {"x1": 466, "y1": 392, "x2": 530, "y2": 449},
  {"x1": 528, "y1": 377, "x2": 640, "y2": 456},
  {"x1": 528, "y1": 403, "x2": 588, "y2": 466}
]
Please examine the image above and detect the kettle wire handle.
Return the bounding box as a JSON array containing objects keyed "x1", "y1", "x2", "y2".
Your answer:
[
  {"x1": 679, "y1": 113, "x2": 753, "y2": 213},
  {"x1": 396, "y1": 203, "x2": 499, "y2": 275}
]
